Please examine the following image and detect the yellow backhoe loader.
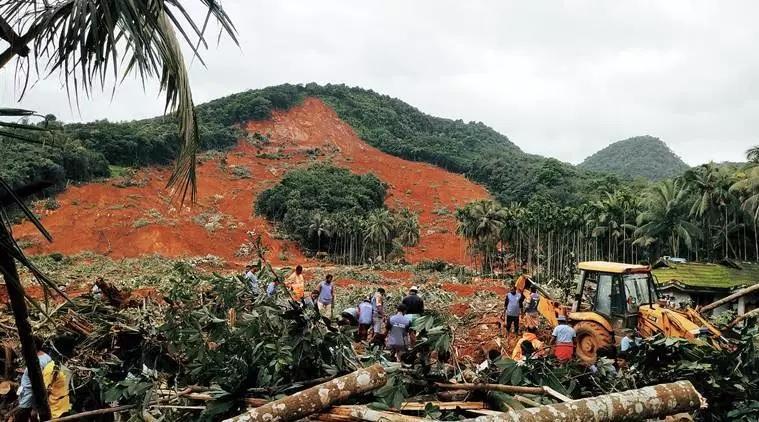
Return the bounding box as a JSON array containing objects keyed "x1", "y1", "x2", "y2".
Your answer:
[{"x1": 527, "y1": 261, "x2": 727, "y2": 363}]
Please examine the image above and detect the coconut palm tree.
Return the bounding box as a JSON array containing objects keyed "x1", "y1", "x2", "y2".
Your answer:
[
  {"x1": 747, "y1": 146, "x2": 759, "y2": 164},
  {"x1": 0, "y1": 2, "x2": 236, "y2": 417},
  {"x1": 455, "y1": 200, "x2": 507, "y2": 273},
  {"x1": 633, "y1": 180, "x2": 701, "y2": 260},
  {"x1": 684, "y1": 164, "x2": 737, "y2": 260},
  {"x1": 395, "y1": 208, "x2": 420, "y2": 247},
  {"x1": 364, "y1": 209, "x2": 394, "y2": 261},
  {"x1": 308, "y1": 213, "x2": 331, "y2": 253}
]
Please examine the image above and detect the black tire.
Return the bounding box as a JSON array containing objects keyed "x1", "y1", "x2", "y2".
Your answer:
[{"x1": 574, "y1": 321, "x2": 613, "y2": 364}]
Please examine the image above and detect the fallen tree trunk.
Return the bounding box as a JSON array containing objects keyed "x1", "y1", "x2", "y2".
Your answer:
[
  {"x1": 223, "y1": 364, "x2": 387, "y2": 422},
  {"x1": 728, "y1": 307, "x2": 759, "y2": 329},
  {"x1": 700, "y1": 284, "x2": 759, "y2": 313},
  {"x1": 462, "y1": 380, "x2": 703, "y2": 421},
  {"x1": 434, "y1": 383, "x2": 571, "y2": 401}
]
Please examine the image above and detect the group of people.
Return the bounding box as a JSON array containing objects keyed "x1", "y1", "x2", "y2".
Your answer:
[
  {"x1": 503, "y1": 277, "x2": 641, "y2": 365},
  {"x1": 503, "y1": 280, "x2": 582, "y2": 362},
  {"x1": 244, "y1": 264, "x2": 425, "y2": 361}
]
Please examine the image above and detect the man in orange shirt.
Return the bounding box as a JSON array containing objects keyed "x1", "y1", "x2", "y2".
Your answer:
[{"x1": 285, "y1": 265, "x2": 305, "y2": 301}]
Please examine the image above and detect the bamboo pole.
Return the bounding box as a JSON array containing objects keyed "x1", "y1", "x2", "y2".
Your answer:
[
  {"x1": 461, "y1": 381, "x2": 703, "y2": 422},
  {"x1": 700, "y1": 284, "x2": 759, "y2": 313},
  {"x1": 223, "y1": 364, "x2": 387, "y2": 422},
  {"x1": 48, "y1": 405, "x2": 136, "y2": 421},
  {"x1": 434, "y1": 382, "x2": 570, "y2": 401}
]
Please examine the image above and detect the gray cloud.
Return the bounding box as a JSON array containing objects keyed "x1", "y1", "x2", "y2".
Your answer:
[{"x1": 1, "y1": 0, "x2": 757, "y2": 165}]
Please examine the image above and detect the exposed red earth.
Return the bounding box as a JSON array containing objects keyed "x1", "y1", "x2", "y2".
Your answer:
[{"x1": 14, "y1": 98, "x2": 489, "y2": 266}]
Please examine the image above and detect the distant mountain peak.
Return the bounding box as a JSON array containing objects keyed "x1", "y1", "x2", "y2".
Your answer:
[{"x1": 579, "y1": 136, "x2": 689, "y2": 180}]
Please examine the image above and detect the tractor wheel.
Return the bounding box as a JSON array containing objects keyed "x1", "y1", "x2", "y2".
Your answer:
[{"x1": 574, "y1": 321, "x2": 613, "y2": 364}]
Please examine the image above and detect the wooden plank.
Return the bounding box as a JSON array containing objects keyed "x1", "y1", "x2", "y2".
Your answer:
[{"x1": 467, "y1": 409, "x2": 509, "y2": 417}]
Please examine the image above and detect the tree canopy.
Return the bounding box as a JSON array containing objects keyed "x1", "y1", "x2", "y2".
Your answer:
[
  {"x1": 256, "y1": 164, "x2": 418, "y2": 263},
  {"x1": 579, "y1": 136, "x2": 690, "y2": 181}
]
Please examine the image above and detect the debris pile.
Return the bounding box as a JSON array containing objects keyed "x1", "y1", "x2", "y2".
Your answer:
[{"x1": 0, "y1": 262, "x2": 757, "y2": 420}]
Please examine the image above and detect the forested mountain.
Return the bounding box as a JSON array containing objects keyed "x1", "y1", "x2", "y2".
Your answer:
[
  {"x1": 579, "y1": 136, "x2": 690, "y2": 181},
  {"x1": 2, "y1": 83, "x2": 623, "y2": 206}
]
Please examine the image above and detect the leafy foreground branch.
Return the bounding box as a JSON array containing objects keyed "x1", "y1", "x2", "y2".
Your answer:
[{"x1": 1, "y1": 262, "x2": 757, "y2": 420}]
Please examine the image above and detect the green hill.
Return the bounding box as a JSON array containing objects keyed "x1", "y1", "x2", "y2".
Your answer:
[
  {"x1": 4, "y1": 83, "x2": 622, "y2": 205},
  {"x1": 579, "y1": 136, "x2": 689, "y2": 180}
]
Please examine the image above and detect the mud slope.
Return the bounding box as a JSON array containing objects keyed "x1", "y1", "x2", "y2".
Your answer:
[{"x1": 15, "y1": 98, "x2": 489, "y2": 265}]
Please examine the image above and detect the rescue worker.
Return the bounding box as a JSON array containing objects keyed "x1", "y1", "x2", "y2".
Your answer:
[
  {"x1": 371, "y1": 287, "x2": 386, "y2": 335},
  {"x1": 16, "y1": 337, "x2": 71, "y2": 421},
  {"x1": 511, "y1": 326, "x2": 545, "y2": 361},
  {"x1": 523, "y1": 285, "x2": 540, "y2": 329},
  {"x1": 550, "y1": 315, "x2": 576, "y2": 362},
  {"x1": 244, "y1": 264, "x2": 261, "y2": 296},
  {"x1": 386, "y1": 304, "x2": 412, "y2": 362},
  {"x1": 357, "y1": 298, "x2": 373, "y2": 340},
  {"x1": 316, "y1": 274, "x2": 335, "y2": 318},
  {"x1": 401, "y1": 286, "x2": 424, "y2": 321},
  {"x1": 504, "y1": 285, "x2": 522, "y2": 336},
  {"x1": 285, "y1": 265, "x2": 305, "y2": 301}
]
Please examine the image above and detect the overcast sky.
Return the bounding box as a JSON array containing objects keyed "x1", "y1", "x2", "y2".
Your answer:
[{"x1": 1, "y1": 1, "x2": 757, "y2": 165}]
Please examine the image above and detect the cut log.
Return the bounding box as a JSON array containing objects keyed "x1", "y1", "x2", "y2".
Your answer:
[
  {"x1": 399, "y1": 401, "x2": 484, "y2": 411},
  {"x1": 435, "y1": 382, "x2": 560, "y2": 397},
  {"x1": 461, "y1": 380, "x2": 703, "y2": 422},
  {"x1": 436, "y1": 390, "x2": 470, "y2": 402},
  {"x1": 318, "y1": 406, "x2": 426, "y2": 422},
  {"x1": 223, "y1": 364, "x2": 387, "y2": 422},
  {"x1": 700, "y1": 284, "x2": 759, "y2": 313},
  {"x1": 728, "y1": 307, "x2": 759, "y2": 329}
]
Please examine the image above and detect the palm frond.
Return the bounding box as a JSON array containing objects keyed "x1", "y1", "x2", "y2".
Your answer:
[{"x1": 3, "y1": 0, "x2": 238, "y2": 204}]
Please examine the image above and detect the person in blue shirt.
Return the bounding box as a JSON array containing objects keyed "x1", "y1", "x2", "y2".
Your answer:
[
  {"x1": 620, "y1": 329, "x2": 638, "y2": 358},
  {"x1": 244, "y1": 265, "x2": 261, "y2": 296},
  {"x1": 504, "y1": 285, "x2": 523, "y2": 336},
  {"x1": 386, "y1": 304, "x2": 412, "y2": 362},
  {"x1": 316, "y1": 274, "x2": 335, "y2": 318},
  {"x1": 266, "y1": 279, "x2": 279, "y2": 297},
  {"x1": 357, "y1": 298, "x2": 374, "y2": 340}
]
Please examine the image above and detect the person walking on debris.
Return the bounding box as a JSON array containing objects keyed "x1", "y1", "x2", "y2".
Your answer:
[
  {"x1": 511, "y1": 326, "x2": 545, "y2": 361},
  {"x1": 522, "y1": 285, "x2": 540, "y2": 329},
  {"x1": 371, "y1": 287, "x2": 386, "y2": 337},
  {"x1": 285, "y1": 265, "x2": 305, "y2": 301},
  {"x1": 244, "y1": 264, "x2": 261, "y2": 296},
  {"x1": 550, "y1": 315, "x2": 576, "y2": 362},
  {"x1": 504, "y1": 285, "x2": 522, "y2": 336},
  {"x1": 316, "y1": 274, "x2": 335, "y2": 318},
  {"x1": 357, "y1": 298, "x2": 374, "y2": 340},
  {"x1": 15, "y1": 337, "x2": 71, "y2": 421},
  {"x1": 402, "y1": 286, "x2": 424, "y2": 321},
  {"x1": 386, "y1": 303, "x2": 412, "y2": 361}
]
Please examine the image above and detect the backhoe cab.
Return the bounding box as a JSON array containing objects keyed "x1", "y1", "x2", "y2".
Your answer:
[{"x1": 565, "y1": 261, "x2": 723, "y2": 363}]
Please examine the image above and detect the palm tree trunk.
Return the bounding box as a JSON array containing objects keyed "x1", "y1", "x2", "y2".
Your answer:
[
  {"x1": 0, "y1": 229, "x2": 51, "y2": 420},
  {"x1": 725, "y1": 206, "x2": 729, "y2": 260}
]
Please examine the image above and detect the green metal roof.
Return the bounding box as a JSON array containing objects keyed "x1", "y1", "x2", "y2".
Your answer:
[{"x1": 653, "y1": 262, "x2": 759, "y2": 289}]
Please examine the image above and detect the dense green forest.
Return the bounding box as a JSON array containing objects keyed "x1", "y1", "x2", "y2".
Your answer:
[
  {"x1": 456, "y1": 154, "x2": 759, "y2": 277},
  {"x1": 579, "y1": 135, "x2": 690, "y2": 181},
  {"x1": 255, "y1": 164, "x2": 419, "y2": 263}
]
